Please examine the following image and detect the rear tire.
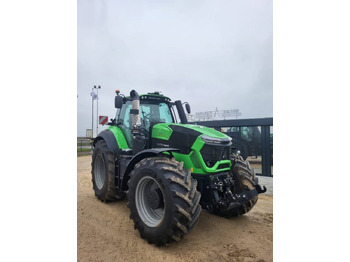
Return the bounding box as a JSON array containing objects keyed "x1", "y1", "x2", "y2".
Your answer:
[
  {"x1": 127, "y1": 157, "x2": 201, "y2": 245},
  {"x1": 91, "y1": 140, "x2": 122, "y2": 202}
]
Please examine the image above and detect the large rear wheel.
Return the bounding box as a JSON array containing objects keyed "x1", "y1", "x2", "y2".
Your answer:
[
  {"x1": 91, "y1": 140, "x2": 122, "y2": 202},
  {"x1": 127, "y1": 157, "x2": 201, "y2": 246}
]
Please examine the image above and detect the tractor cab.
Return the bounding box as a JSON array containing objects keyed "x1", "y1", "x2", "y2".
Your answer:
[
  {"x1": 118, "y1": 93, "x2": 173, "y2": 147},
  {"x1": 114, "y1": 90, "x2": 190, "y2": 153}
]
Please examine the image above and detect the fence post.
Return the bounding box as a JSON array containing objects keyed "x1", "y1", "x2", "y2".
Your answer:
[{"x1": 261, "y1": 125, "x2": 272, "y2": 177}]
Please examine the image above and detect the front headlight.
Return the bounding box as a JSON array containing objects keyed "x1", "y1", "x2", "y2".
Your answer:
[{"x1": 200, "y1": 135, "x2": 232, "y2": 144}]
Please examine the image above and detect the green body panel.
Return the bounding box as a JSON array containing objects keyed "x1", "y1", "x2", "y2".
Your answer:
[
  {"x1": 108, "y1": 126, "x2": 130, "y2": 149},
  {"x1": 151, "y1": 123, "x2": 231, "y2": 174},
  {"x1": 152, "y1": 124, "x2": 173, "y2": 140}
]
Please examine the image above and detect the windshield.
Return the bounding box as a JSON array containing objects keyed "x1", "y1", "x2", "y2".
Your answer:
[
  {"x1": 140, "y1": 101, "x2": 174, "y2": 131},
  {"x1": 118, "y1": 100, "x2": 174, "y2": 147}
]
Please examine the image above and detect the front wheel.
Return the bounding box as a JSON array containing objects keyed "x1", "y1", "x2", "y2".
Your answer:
[
  {"x1": 212, "y1": 156, "x2": 258, "y2": 217},
  {"x1": 127, "y1": 157, "x2": 201, "y2": 245}
]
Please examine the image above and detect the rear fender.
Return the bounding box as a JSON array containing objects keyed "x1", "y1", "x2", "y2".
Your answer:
[{"x1": 93, "y1": 129, "x2": 119, "y2": 153}]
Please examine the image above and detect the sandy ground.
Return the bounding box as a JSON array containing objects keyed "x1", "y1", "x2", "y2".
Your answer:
[{"x1": 78, "y1": 156, "x2": 273, "y2": 262}]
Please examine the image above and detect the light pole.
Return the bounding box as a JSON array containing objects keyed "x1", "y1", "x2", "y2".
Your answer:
[
  {"x1": 93, "y1": 85, "x2": 101, "y2": 135},
  {"x1": 91, "y1": 88, "x2": 94, "y2": 138}
]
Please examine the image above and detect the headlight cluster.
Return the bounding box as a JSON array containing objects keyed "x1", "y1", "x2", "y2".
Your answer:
[{"x1": 200, "y1": 135, "x2": 232, "y2": 144}]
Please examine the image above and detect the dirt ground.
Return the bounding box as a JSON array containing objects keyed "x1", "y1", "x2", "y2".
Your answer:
[{"x1": 77, "y1": 156, "x2": 273, "y2": 262}]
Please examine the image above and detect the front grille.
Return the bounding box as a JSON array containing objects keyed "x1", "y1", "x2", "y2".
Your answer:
[{"x1": 200, "y1": 144, "x2": 231, "y2": 168}]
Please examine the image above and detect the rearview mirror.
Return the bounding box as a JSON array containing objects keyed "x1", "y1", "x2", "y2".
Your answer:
[
  {"x1": 115, "y1": 96, "x2": 123, "y2": 108},
  {"x1": 185, "y1": 103, "x2": 191, "y2": 114}
]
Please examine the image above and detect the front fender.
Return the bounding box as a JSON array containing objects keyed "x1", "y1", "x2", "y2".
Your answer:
[{"x1": 121, "y1": 148, "x2": 180, "y2": 190}]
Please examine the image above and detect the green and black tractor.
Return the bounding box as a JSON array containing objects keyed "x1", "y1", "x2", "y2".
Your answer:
[{"x1": 91, "y1": 90, "x2": 266, "y2": 245}]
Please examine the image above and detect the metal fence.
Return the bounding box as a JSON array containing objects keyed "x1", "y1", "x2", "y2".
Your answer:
[
  {"x1": 190, "y1": 117, "x2": 273, "y2": 177},
  {"x1": 77, "y1": 138, "x2": 93, "y2": 154}
]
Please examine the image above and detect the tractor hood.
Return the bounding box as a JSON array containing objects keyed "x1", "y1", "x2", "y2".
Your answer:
[
  {"x1": 151, "y1": 123, "x2": 232, "y2": 152},
  {"x1": 179, "y1": 124, "x2": 229, "y2": 139}
]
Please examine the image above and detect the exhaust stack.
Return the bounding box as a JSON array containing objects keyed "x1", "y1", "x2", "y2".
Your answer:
[{"x1": 130, "y1": 90, "x2": 141, "y2": 128}]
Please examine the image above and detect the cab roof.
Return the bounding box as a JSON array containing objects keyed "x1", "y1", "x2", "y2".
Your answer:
[{"x1": 139, "y1": 92, "x2": 171, "y2": 102}]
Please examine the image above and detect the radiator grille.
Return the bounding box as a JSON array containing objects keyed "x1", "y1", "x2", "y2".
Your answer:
[{"x1": 200, "y1": 144, "x2": 231, "y2": 168}]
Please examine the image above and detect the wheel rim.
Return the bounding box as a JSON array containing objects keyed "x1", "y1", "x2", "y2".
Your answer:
[
  {"x1": 135, "y1": 176, "x2": 165, "y2": 227},
  {"x1": 94, "y1": 154, "x2": 106, "y2": 190}
]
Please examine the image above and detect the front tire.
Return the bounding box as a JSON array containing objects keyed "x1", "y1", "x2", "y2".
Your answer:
[
  {"x1": 213, "y1": 156, "x2": 258, "y2": 217},
  {"x1": 127, "y1": 157, "x2": 201, "y2": 245}
]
